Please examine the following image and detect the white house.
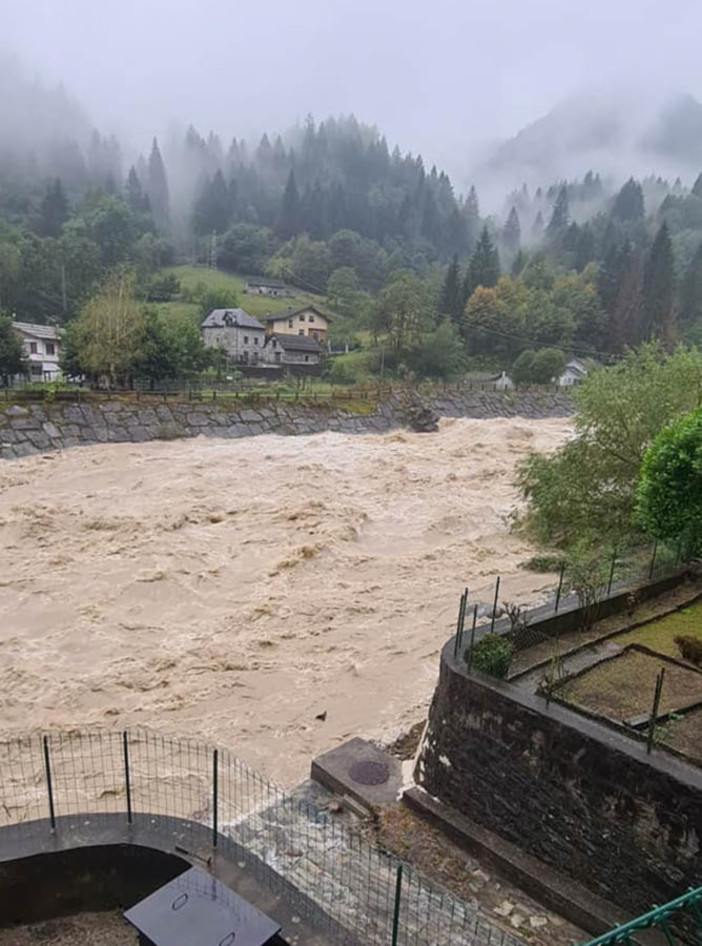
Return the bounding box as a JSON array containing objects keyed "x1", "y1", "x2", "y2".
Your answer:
[
  {"x1": 13, "y1": 321, "x2": 61, "y2": 381},
  {"x1": 558, "y1": 357, "x2": 589, "y2": 386},
  {"x1": 200, "y1": 308, "x2": 266, "y2": 365}
]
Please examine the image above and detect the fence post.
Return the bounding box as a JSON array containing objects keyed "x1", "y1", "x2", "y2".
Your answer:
[
  {"x1": 43, "y1": 735, "x2": 56, "y2": 832},
  {"x1": 555, "y1": 563, "x2": 565, "y2": 613},
  {"x1": 466, "y1": 604, "x2": 478, "y2": 673},
  {"x1": 453, "y1": 590, "x2": 467, "y2": 659},
  {"x1": 123, "y1": 731, "x2": 133, "y2": 825},
  {"x1": 646, "y1": 669, "x2": 665, "y2": 754},
  {"x1": 489, "y1": 577, "x2": 501, "y2": 633},
  {"x1": 212, "y1": 748, "x2": 219, "y2": 848},
  {"x1": 607, "y1": 547, "x2": 617, "y2": 597},
  {"x1": 649, "y1": 540, "x2": 658, "y2": 580},
  {"x1": 391, "y1": 864, "x2": 403, "y2": 946}
]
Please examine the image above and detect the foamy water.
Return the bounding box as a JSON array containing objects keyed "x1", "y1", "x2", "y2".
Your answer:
[{"x1": 0, "y1": 417, "x2": 570, "y2": 784}]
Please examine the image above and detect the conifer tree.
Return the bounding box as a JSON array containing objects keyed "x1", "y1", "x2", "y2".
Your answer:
[
  {"x1": 39, "y1": 178, "x2": 68, "y2": 237},
  {"x1": 464, "y1": 185, "x2": 481, "y2": 250},
  {"x1": 147, "y1": 138, "x2": 170, "y2": 231},
  {"x1": 642, "y1": 222, "x2": 677, "y2": 347},
  {"x1": 502, "y1": 207, "x2": 521, "y2": 256},
  {"x1": 279, "y1": 170, "x2": 300, "y2": 239},
  {"x1": 606, "y1": 242, "x2": 643, "y2": 353},
  {"x1": 531, "y1": 211, "x2": 545, "y2": 241},
  {"x1": 125, "y1": 166, "x2": 149, "y2": 213},
  {"x1": 437, "y1": 254, "x2": 462, "y2": 322},
  {"x1": 680, "y1": 241, "x2": 702, "y2": 332},
  {"x1": 547, "y1": 186, "x2": 569, "y2": 235},
  {"x1": 465, "y1": 226, "x2": 500, "y2": 299},
  {"x1": 612, "y1": 178, "x2": 645, "y2": 222},
  {"x1": 693, "y1": 173, "x2": 702, "y2": 200}
]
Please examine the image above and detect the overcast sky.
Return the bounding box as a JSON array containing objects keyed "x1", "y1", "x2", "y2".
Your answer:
[{"x1": 4, "y1": 0, "x2": 702, "y2": 174}]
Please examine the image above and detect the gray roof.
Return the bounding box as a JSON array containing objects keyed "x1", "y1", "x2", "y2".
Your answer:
[
  {"x1": 268, "y1": 334, "x2": 322, "y2": 353},
  {"x1": 265, "y1": 305, "x2": 331, "y2": 323},
  {"x1": 12, "y1": 321, "x2": 61, "y2": 340},
  {"x1": 201, "y1": 308, "x2": 264, "y2": 330},
  {"x1": 244, "y1": 277, "x2": 287, "y2": 288}
]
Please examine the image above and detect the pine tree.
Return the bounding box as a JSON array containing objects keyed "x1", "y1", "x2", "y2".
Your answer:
[
  {"x1": 547, "y1": 186, "x2": 569, "y2": 235},
  {"x1": 125, "y1": 166, "x2": 149, "y2": 212},
  {"x1": 502, "y1": 207, "x2": 521, "y2": 256},
  {"x1": 693, "y1": 173, "x2": 702, "y2": 200},
  {"x1": 531, "y1": 211, "x2": 545, "y2": 241},
  {"x1": 465, "y1": 226, "x2": 500, "y2": 298},
  {"x1": 279, "y1": 170, "x2": 300, "y2": 239},
  {"x1": 437, "y1": 255, "x2": 462, "y2": 322},
  {"x1": 598, "y1": 243, "x2": 621, "y2": 314},
  {"x1": 612, "y1": 178, "x2": 645, "y2": 222},
  {"x1": 642, "y1": 222, "x2": 677, "y2": 347},
  {"x1": 464, "y1": 185, "x2": 481, "y2": 251},
  {"x1": 575, "y1": 223, "x2": 596, "y2": 272},
  {"x1": 680, "y1": 241, "x2": 702, "y2": 332},
  {"x1": 39, "y1": 178, "x2": 68, "y2": 237},
  {"x1": 147, "y1": 138, "x2": 170, "y2": 231},
  {"x1": 607, "y1": 242, "x2": 643, "y2": 353}
]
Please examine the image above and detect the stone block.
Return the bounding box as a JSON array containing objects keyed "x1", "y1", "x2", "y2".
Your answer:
[
  {"x1": 186, "y1": 413, "x2": 211, "y2": 427},
  {"x1": 42, "y1": 421, "x2": 61, "y2": 439},
  {"x1": 137, "y1": 409, "x2": 159, "y2": 426},
  {"x1": 26, "y1": 430, "x2": 51, "y2": 449},
  {"x1": 5, "y1": 405, "x2": 28, "y2": 416},
  {"x1": 10, "y1": 416, "x2": 41, "y2": 431},
  {"x1": 128, "y1": 425, "x2": 151, "y2": 442}
]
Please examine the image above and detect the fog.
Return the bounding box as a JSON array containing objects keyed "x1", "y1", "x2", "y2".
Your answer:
[{"x1": 3, "y1": 0, "x2": 702, "y2": 192}]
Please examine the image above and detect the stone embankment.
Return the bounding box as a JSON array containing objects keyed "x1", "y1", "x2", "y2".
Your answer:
[{"x1": 0, "y1": 389, "x2": 573, "y2": 459}]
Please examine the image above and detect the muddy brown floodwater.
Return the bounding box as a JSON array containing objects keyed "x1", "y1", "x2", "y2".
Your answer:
[{"x1": 0, "y1": 417, "x2": 570, "y2": 785}]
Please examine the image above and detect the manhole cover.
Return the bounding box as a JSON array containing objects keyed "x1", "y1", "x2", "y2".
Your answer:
[{"x1": 348, "y1": 760, "x2": 390, "y2": 786}]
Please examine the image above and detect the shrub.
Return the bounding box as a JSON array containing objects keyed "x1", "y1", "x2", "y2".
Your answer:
[
  {"x1": 522, "y1": 554, "x2": 564, "y2": 573},
  {"x1": 469, "y1": 633, "x2": 513, "y2": 678}
]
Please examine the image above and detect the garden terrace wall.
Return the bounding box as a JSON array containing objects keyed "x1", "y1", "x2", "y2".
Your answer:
[
  {"x1": 0, "y1": 389, "x2": 573, "y2": 459},
  {"x1": 416, "y1": 639, "x2": 702, "y2": 922}
]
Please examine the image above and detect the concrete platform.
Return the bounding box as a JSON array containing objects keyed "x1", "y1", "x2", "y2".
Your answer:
[{"x1": 310, "y1": 738, "x2": 402, "y2": 810}]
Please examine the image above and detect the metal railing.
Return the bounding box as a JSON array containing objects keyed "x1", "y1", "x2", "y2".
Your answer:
[
  {"x1": 579, "y1": 885, "x2": 702, "y2": 945},
  {"x1": 0, "y1": 728, "x2": 522, "y2": 946}
]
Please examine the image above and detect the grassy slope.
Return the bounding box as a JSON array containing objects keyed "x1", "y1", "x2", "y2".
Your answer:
[{"x1": 161, "y1": 265, "x2": 325, "y2": 321}]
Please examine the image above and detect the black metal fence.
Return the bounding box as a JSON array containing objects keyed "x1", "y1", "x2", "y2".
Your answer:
[
  {"x1": 0, "y1": 729, "x2": 522, "y2": 946},
  {"x1": 456, "y1": 539, "x2": 692, "y2": 663}
]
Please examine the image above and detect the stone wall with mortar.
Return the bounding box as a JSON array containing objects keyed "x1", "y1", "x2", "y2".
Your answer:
[
  {"x1": 0, "y1": 389, "x2": 573, "y2": 459},
  {"x1": 417, "y1": 639, "x2": 702, "y2": 922}
]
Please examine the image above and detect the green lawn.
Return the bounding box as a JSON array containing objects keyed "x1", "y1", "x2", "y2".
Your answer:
[{"x1": 161, "y1": 265, "x2": 326, "y2": 321}]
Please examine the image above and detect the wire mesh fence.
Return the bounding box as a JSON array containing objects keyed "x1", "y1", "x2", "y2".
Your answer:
[{"x1": 0, "y1": 728, "x2": 522, "y2": 946}]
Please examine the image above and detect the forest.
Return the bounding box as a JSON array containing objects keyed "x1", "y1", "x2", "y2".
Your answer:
[{"x1": 4, "y1": 69, "x2": 702, "y2": 383}]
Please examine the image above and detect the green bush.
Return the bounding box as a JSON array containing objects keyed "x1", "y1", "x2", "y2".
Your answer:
[
  {"x1": 468, "y1": 633, "x2": 513, "y2": 678},
  {"x1": 522, "y1": 553, "x2": 564, "y2": 573}
]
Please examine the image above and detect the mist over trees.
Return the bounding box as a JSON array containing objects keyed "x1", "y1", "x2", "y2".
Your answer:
[{"x1": 6, "y1": 55, "x2": 702, "y2": 384}]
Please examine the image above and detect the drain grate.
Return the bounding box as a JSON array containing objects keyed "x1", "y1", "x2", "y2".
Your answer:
[{"x1": 348, "y1": 760, "x2": 390, "y2": 786}]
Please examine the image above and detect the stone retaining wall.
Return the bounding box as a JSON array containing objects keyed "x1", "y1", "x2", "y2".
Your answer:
[
  {"x1": 417, "y1": 639, "x2": 702, "y2": 925},
  {"x1": 0, "y1": 390, "x2": 573, "y2": 459}
]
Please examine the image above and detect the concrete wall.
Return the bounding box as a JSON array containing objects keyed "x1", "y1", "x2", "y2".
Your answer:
[
  {"x1": 0, "y1": 389, "x2": 573, "y2": 459},
  {"x1": 417, "y1": 640, "x2": 702, "y2": 920}
]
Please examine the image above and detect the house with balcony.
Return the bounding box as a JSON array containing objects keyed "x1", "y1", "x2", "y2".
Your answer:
[
  {"x1": 12, "y1": 321, "x2": 61, "y2": 381},
  {"x1": 264, "y1": 305, "x2": 330, "y2": 342}
]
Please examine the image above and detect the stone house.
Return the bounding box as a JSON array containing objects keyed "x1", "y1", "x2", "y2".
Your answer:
[
  {"x1": 264, "y1": 305, "x2": 330, "y2": 342},
  {"x1": 264, "y1": 333, "x2": 322, "y2": 368},
  {"x1": 243, "y1": 277, "x2": 292, "y2": 298},
  {"x1": 13, "y1": 321, "x2": 61, "y2": 381},
  {"x1": 201, "y1": 308, "x2": 266, "y2": 364}
]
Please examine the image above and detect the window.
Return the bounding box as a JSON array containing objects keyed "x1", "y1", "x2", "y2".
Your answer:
[
  {"x1": 299, "y1": 329, "x2": 305, "y2": 336},
  {"x1": 304, "y1": 355, "x2": 309, "y2": 362},
  {"x1": 31, "y1": 364, "x2": 42, "y2": 376},
  {"x1": 254, "y1": 336, "x2": 259, "y2": 345},
  {"x1": 309, "y1": 314, "x2": 315, "y2": 323},
  {"x1": 288, "y1": 319, "x2": 293, "y2": 328},
  {"x1": 244, "y1": 335, "x2": 249, "y2": 344},
  {"x1": 29, "y1": 342, "x2": 38, "y2": 354},
  {"x1": 46, "y1": 342, "x2": 55, "y2": 356},
  {"x1": 299, "y1": 314, "x2": 305, "y2": 321}
]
